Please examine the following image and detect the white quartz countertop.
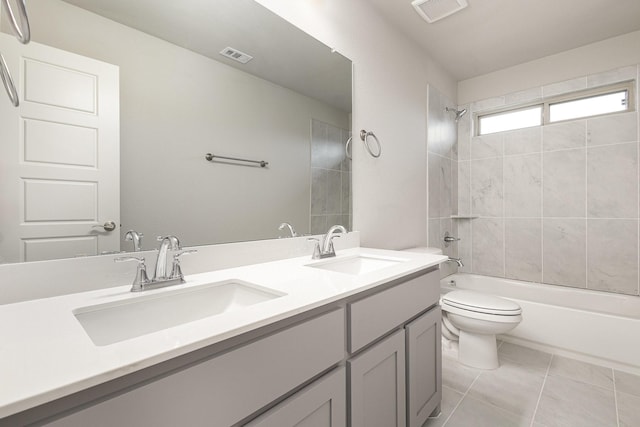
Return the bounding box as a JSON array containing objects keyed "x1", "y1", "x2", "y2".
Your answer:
[{"x1": 0, "y1": 247, "x2": 445, "y2": 418}]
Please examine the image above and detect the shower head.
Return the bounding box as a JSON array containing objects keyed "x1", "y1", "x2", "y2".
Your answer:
[{"x1": 446, "y1": 107, "x2": 467, "y2": 121}]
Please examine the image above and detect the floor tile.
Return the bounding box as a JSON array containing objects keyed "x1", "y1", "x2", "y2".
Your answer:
[
  {"x1": 423, "y1": 386, "x2": 464, "y2": 427},
  {"x1": 617, "y1": 391, "x2": 640, "y2": 427},
  {"x1": 442, "y1": 355, "x2": 481, "y2": 393},
  {"x1": 445, "y1": 395, "x2": 530, "y2": 427},
  {"x1": 548, "y1": 355, "x2": 614, "y2": 389},
  {"x1": 498, "y1": 342, "x2": 551, "y2": 376},
  {"x1": 534, "y1": 375, "x2": 617, "y2": 427},
  {"x1": 467, "y1": 358, "x2": 545, "y2": 417},
  {"x1": 615, "y1": 370, "x2": 640, "y2": 397}
]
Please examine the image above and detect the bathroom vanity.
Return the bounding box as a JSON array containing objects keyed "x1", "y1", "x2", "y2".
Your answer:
[{"x1": 0, "y1": 247, "x2": 445, "y2": 427}]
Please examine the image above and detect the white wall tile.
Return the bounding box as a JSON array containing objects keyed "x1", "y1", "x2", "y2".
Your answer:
[
  {"x1": 471, "y1": 96, "x2": 505, "y2": 113},
  {"x1": 587, "y1": 65, "x2": 638, "y2": 88},
  {"x1": 472, "y1": 218, "x2": 504, "y2": 277},
  {"x1": 543, "y1": 120, "x2": 586, "y2": 151},
  {"x1": 587, "y1": 219, "x2": 638, "y2": 295},
  {"x1": 504, "y1": 153, "x2": 542, "y2": 217},
  {"x1": 505, "y1": 219, "x2": 542, "y2": 283},
  {"x1": 471, "y1": 158, "x2": 503, "y2": 217},
  {"x1": 428, "y1": 153, "x2": 441, "y2": 218},
  {"x1": 503, "y1": 127, "x2": 541, "y2": 156},
  {"x1": 542, "y1": 77, "x2": 587, "y2": 98},
  {"x1": 587, "y1": 112, "x2": 638, "y2": 146},
  {"x1": 543, "y1": 148, "x2": 586, "y2": 217},
  {"x1": 457, "y1": 161, "x2": 471, "y2": 215},
  {"x1": 471, "y1": 133, "x2": 503, "y2": 159},
  {"x1": 543, "y1": 219, "x2": 587, "y2": 288},
  {"x1": 587, "y1": 142, "x2": 638, "y2": 218},
  {"x1": 504, "y1": 87, "x2": 543, "y2": 106}
]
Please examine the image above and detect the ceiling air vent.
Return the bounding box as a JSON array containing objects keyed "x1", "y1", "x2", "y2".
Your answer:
[
  {"x1": 411, "y1": 0, "x2": 468, "y2": 23},
  {"x1": 219, "y1": 47, "x2": 253, "y2": 64}
]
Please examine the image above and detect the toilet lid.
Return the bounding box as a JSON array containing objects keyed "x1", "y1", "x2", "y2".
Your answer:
[{"x1": 441, "y1": 290, "x2": 522, "y2": 315}]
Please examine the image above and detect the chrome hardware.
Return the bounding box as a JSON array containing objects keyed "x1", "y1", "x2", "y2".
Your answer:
[
  {"x1": 170, "y1": 249, "x2": 197, "y2": 282},
  {"x1": 278, "y1": 222, "x2": 298, "y2": 238},
  {"x1": 124, "y1": 230, "x2": 144, "y2": 251},
  {"x1": 93, "y1": 221, "x2": 117, "y2": 232},
  {"x1": 308, "y1": 237, "x2": 321, "y2": 259},
  {"x1": 117, "y1": 236, "x2": 194, "y2": 292},
  {"x1": 359, "y1": 129, "x2": 381, "y2": 158},
  {"x1": 345, "y1": 135, "x2": 353, "y2": 160},
  {"x1": 446, "y1": 257, "x2": 464, "y2": 267},
  {"x1": 1, "y1": 0, "x2": 31, "y2": 44},
  {"x1": 205, "y1": 153, "x2": 268, "y2": 168},
  {"x1": 154, "y1": 235, "x2": 181, "y2": 281},
  {"x1": 114, "y1": 256, "x2": 150, "y2": 292},
  {"x1": 312, "y1": 225, "x2": 347, "y2": 259},
  {"x1": 443, "y1": 231, "x2": 460, "y2": 247},
  {"x1": 0, "y1": 53, "x2": 18, "y2": 107}
]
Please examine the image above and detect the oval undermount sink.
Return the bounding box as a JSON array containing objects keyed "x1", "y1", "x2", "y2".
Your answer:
[
  {"x1": 74, "y1": 280, "x2": 285, "y2": 346},
  {"x1": 307, "y1": 254, "x2": 408, "y2": 275}
]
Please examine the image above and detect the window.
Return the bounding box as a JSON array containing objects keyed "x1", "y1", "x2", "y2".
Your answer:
[
  {"x1": 549, "y1": 90, "x2": 628, "y2": 122},
  {"x1": 478, "y1": 106, "x2": 542, "y2": 135},
  {"x1": 476, "y1": 81, "x2": 634, "y2": 136}
]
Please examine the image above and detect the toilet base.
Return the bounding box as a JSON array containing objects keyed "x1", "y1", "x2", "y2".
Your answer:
[{"x1": 458, "y1": 330, "x2": 499, "y2": 370}]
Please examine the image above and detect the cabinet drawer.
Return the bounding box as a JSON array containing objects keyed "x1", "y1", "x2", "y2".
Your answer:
[
  {"x1": 245, "y1": 367, "x2": 346, "y2": 427},
  {"x1": 348, "y1": 271, "x2": 439, "y2": 353},
  {"x1": 46, "y1": 309, "x2": 345, "y2": 427}
]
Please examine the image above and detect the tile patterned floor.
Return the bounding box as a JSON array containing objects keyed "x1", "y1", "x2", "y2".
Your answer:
[{"x1": 425, "y1": 341, "x2": 640, "y2": 427}]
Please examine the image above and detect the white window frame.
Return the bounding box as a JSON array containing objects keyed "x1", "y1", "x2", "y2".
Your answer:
[{"x1": 475, "y1": 80, "x2": 636, "y2": 136}]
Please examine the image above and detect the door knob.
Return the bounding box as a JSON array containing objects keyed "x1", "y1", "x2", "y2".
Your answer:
[{"x1": 93, "y1": 221, "x2": 117, "y2": 232}]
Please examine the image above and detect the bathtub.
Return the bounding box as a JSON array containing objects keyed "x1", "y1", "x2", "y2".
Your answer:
[{"x1": 440, "y1": 273, "x2": 640, "y2": 374}]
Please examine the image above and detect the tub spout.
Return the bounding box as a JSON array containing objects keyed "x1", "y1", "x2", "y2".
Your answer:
[{"x1": 447, "y1": 257, "x2": 464, "y2": 267}]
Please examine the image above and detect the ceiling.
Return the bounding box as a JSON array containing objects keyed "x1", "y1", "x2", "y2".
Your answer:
[
  {"x1": 62, "y1": 0, "x2": 352, "y2": 112},
  {"x1": 367, "y1": 0, "x2": 640, "y2": 81}
]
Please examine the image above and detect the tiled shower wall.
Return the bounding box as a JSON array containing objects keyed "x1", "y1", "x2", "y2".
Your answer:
[
  {"x1": 427, "y1": 86, "x2": 459, "y2": 277},
  {"x1": 456, "y1": 65, "x2": 640, "y2": 295},
  {"x1": 310, "y1": 119, "x2": 352, "y2": 234}
]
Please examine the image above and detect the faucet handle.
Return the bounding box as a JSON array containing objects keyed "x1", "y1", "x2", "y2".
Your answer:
[
  {"x1": 170, "y1": 249, "x2": 197, "y2": 281},
  {"x1": 308, "y1": 238, "x2": 321, "y2": 260},
  {"x1": 115, "y1": 256, "x2": 150, "y2": 292}
]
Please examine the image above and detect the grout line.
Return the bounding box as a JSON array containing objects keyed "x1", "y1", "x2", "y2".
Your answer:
[
  {"x1": 441, "y1": 370, "x2": 483, "y2": 426},
  {"x1": 503, "y1": 135, "x2": 506, "y2": 278},
  {"x1": 585, "y1": 121, "x2": 589, "y2": 290},
  {"x1": 530, "y1": 354, "x2": 554, "y2": 427},
  {"x1": 613, "y1": 370, "x2": 620, "y2": 427}
]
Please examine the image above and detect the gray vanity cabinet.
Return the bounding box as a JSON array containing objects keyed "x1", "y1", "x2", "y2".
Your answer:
[
  {"x1": 348, "y1": 329, "x2": 407, "y2": 427},
  {"x1": 406, "y1": 307, "x2": 442, "y2": 427},
  {"x1": 244, "y1": 367, "x2": 346, "y2": 427},
  {"x1": 16, "y1": 268, "x2": 442, "y2": 427}
]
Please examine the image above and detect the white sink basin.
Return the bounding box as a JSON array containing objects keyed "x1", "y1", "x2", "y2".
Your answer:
[
  {"x1": 74, "y1": 280, "x2": 285, "y2": 346},
  {"x1": 307, "y1": 254, "x2": 407, "y2": 275}
]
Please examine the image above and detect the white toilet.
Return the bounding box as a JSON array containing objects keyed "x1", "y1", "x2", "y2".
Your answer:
[{"x1": 441, "y1": 290, "x2": 522, "y2": 369}]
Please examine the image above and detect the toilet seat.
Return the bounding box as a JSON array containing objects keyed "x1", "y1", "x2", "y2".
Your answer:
[{"x1": 441, "y1": 290, "x2": 521, "y2": 317}]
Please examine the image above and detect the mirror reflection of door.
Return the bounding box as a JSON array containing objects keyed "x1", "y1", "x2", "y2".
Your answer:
[{"x1": 0, "y1": 33, "x2": 119, "y2": 263}]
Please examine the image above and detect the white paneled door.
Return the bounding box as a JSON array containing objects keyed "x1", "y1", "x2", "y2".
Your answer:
[{"x1": 0, "y1": 33, "x2": 119, "y2": 263}]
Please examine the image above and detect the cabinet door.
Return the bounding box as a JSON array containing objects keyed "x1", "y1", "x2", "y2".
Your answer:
[
  {"x1": 348, "y1": 329, "x2": 406, "y2": 427},
  {"x1": 406, "y1": 307, "x2": 442, "y2": 427},
  {"x1": 245, "y1": 368, "x2": 345, "y2": 427}
]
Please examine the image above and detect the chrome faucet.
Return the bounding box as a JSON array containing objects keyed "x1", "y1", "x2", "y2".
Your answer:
[
  {"x1": 310, "y1": 225, "x2": 347, "y2": 259},
  {"x1": 154, "y1": 235, "x2": 181, "y2": 281},
  {"x1": 124, "y1": 230, "x2": 144, "y2": 251},
  {"x1": 446, "y1": 257, "x2": 464, "y2": 267},
  {"x1": 115, "y1": 235, "x2": 197, "y2": 292},
  {"x1": 278, "y1": 222, "x2": 298, "y2": 238}
]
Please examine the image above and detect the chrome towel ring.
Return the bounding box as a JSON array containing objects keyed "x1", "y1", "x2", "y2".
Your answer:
[
  {"x1": 0, "y1": 53, "x2": 18, "y2": 106},
  {"x1": 360, "y1": 129, "x2": 381, "y2": 158},
  {"x1": 1, "y1": 0, "x2": 30, "y2": 44},
  {"x1": 345, "y1": 136, "x2": 353, "y2": 160}
]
